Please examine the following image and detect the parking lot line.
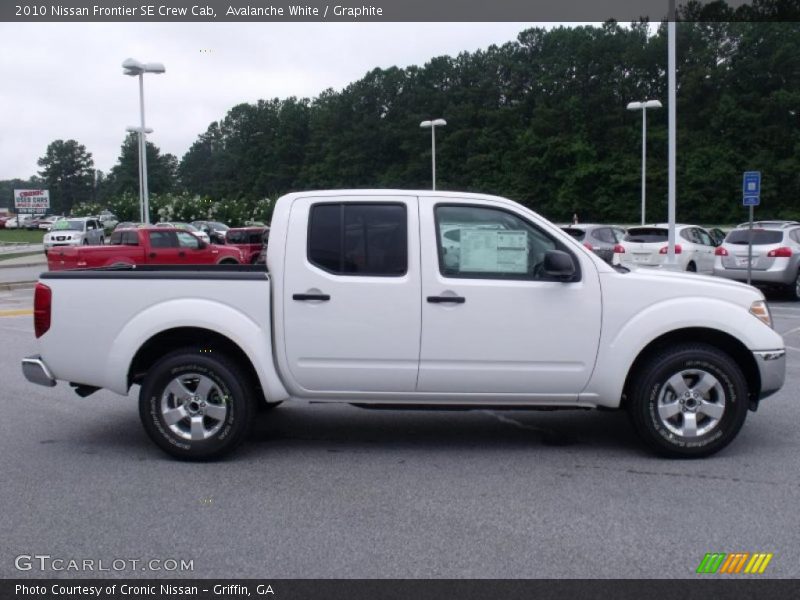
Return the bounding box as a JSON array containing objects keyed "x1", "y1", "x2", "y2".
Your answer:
[{"x1": 0, "y1": 309, "x2": 32, "y2": 317}]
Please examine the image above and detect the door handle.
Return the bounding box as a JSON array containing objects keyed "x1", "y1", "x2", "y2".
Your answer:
[
  {"x1": 149, "y1": 252, "x2": 156, "y2": 258},
  {"x1": 178, "y1": 251, "x2": 186, "y2": 257},
  {"x1": 293, "y1": 293, "x2": 331, "y2": 301},
  {"x1": 427, "y1": 296, "x2": 466, "y2": 304}
]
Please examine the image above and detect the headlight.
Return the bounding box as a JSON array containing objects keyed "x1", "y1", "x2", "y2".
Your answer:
[{"x1": 749, "y1": 300, "x2": 772, "y2": 328}]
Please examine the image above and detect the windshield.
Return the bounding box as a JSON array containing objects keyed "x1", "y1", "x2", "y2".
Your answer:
[
  {"x1": 209, "y1": 222, "x2": 229, "y2": 230},
  {"x1": 51, "y1": 220, "x2": 84, "y2": 231},
  {"x1": 624, "y1": 227, "x2": 668, "y2": 243}
]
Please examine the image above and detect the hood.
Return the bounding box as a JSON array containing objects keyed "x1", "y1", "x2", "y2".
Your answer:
[{"x1": 609, "y1": 265, "x2": 763, "y2": 303}]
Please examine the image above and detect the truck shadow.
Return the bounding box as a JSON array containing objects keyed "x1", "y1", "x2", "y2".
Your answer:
[{"x1": 247, "y1": 403, "x2": 640, "y2": 455}]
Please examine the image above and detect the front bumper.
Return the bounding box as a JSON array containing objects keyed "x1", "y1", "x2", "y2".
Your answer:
[
  {"x1": 753, "y1": 350, "x2": 786, "y2": 400},
  {"x1": 22, "y1": 355, "x2": 56, "y2": 387}
]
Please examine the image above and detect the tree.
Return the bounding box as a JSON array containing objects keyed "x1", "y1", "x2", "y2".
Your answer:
[
  {"x1": 36, "y1": 139, "x2": 94, "y2": 215},
  {"x1": 104, "y1": 133, "x2": 178, "y2": 199}
]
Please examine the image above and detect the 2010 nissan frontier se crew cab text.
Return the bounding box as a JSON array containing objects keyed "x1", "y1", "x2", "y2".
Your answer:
[{"x1": 22, "y1": 190, "x2": 786, "y2": 460}]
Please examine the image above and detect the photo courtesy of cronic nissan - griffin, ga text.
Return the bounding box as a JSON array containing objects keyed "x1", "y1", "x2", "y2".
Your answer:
[{"x1": 22, "y1": 190, "x2": 786, "y2": 460}]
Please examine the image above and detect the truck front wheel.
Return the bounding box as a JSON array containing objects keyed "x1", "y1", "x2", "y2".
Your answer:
[
  {"x1": 628, "y1": 343, "x2": 749, "y2": 458},
  {"x1": 139, "y1": 348, "x2": 256, "y2": 460}
]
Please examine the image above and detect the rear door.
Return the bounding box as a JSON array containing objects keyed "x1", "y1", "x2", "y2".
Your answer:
[
  {"x1": 417, "y1": 197, "x2": 602, "y2": 398},
  {"x1": 693, "y1": 228, "x2": 716, "y2": 273},
  {"x1": 283, "y1": 195, "x2": 421, "y2": 393},
  {"x1": 146, "y1": 230, "x2": 183, "y2": 264}
]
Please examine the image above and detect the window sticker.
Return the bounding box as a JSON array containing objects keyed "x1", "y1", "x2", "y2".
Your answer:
[{"x1": 460, "y1": 229, "x2": 528, "y2": 273}]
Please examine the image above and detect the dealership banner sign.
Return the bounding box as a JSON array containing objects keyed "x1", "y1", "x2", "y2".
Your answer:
[{"x1": 14, "y1": 189, "x2": 49, "y2": 213}]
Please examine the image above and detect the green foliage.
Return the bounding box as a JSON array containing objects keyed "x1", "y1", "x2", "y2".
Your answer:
[
  {"x1": 8, "y1": 11, "x2": 800, "y2": 226},
  {"x1": 176, "y1": 17, "x2": 800, "y2": 224},
  {"x1": 96, "y1": 134, "x2": 178, "y2": 204},
  {"x1": 36, "y1": 140, "x2": 95, "y2": 215}
]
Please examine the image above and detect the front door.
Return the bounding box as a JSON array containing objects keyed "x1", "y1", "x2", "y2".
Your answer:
[{"x1": 417, "y1": 198, "x2": 602, "y2": 399}]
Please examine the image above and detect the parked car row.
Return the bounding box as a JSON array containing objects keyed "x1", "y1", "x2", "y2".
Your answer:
[{"x1": 565, "y1": 220, "x2": 799, "y2": 301}]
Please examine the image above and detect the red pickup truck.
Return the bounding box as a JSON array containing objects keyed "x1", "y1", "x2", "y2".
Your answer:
[{"x1": 47, "y1": 227, "x2": 244, "y2": 271}]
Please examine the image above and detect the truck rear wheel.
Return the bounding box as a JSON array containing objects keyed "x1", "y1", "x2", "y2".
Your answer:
[
  {"x1": 138, "y1": 348, "x2": 256, "y2": 460},
  {"x1": 627, "y1": 343, "x2": 749, "y2": 458}
]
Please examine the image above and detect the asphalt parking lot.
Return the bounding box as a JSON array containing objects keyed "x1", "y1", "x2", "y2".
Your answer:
[{"x1": 0, "y1": 286, "x2": 798, "y2": 579}]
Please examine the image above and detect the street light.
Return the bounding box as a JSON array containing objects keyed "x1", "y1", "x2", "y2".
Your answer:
[
  {"x1": 420, "y1": 118, "x2": 446, "y2": 190},
  {"x1": 627, "y1": 99, "x2": 662, "y2": 225},
  {"x1": 125, "y1": 126, "x2": 153, "y2": 223},
  {"x1": 122, "y1": 58, "x2": 165, "y2": 224}
]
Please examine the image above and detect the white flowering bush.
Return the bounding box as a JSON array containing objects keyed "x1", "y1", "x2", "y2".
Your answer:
[{"x1": 78, "y1": 193, "x2": 272, "y2": 227}]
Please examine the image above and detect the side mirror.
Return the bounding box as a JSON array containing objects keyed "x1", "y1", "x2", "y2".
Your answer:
[
  {"x1": 197, "y1": 240, "x2": 207, "y2": 249},
  {"x1": 543, "y1": 250, "x2": 576, "y2": 281}
]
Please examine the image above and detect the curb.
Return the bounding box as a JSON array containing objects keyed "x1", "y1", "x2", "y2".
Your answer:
[
  {"x1": 0, "y1": 261, "x2": 46, "y2": 269},
  {"x1": 0, "y1": 280, "x2": 37, "y2": 291}
]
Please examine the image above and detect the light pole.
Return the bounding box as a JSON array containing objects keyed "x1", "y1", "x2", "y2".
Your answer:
[
  {"x1": 125, "y1": 126, "x2": 153, "y2": 223},
  {"x1": 627, "y1": 99, "x2": 662, "y2": 225},
  {"x1": 122, "y1": 58, "x2": 165, "y2": 224},
  {"x1": 420, "y1": 119, "x2": 446, "y2": 190}
]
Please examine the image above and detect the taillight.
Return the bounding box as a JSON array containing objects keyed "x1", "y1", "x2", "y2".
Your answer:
[
  {"x1": 613, "y1": 244, "x2": 625, "y2": 254},
  {"x1": 583, "y1": 242, "x2": 593, "y2": 251},
  {"x1": 659, "y1": 244, "x2": 682, "y2": 254},
  {"x1": 767, "y1": 247, "x2": 792, "y2": 258},
  {"x1": 34, "y1": 283, "x2": 51, "y2": 338},
  {"x1": 715, "y1": 246, "x2": 728, "y2": 256}
]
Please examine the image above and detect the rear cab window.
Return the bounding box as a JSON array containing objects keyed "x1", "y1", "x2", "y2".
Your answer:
[{"x1": 308, "y1": 203, "x2": 407, "y2": 276}]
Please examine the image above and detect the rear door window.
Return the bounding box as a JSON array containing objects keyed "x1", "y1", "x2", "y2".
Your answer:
[
  {"x1": 308, "y1": 203, "x2": 407, "y2": 276},
  {"x1": 148, "y1": 231, "x2": 178, "y2": 248}
]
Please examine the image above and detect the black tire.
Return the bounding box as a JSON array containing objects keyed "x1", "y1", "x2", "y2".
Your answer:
[
  {"x1": 788, "y1": 271, "x2": 800, "y2": 302},
  {"x1": 627, "y1": 343, "x2": 749, "y2": 458},
  {"x1": 219, "y1": 258, "x2": 239, "y2": 265},
  {"x1": 138, "y1": 347, "x2": 256, "y2": 460},
  {"x1": 686, "y1": 261, "x2": 697, "y2": 272}
]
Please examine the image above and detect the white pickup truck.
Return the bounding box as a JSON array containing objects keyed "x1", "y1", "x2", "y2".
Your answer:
[{"x1": 22, "y1": 190, "x2": 786, "y2": 460}]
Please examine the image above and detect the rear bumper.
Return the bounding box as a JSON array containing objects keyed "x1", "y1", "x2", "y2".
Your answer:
[
  {"x1": 753, "y1": 350, "x2": 786, "y2": 400},
  {"x1": 22, "y1": 355, "x2": 56, "y2": 387},
  {"x1": 714, "y1": 267, "x2": 794, "y2": 285}
]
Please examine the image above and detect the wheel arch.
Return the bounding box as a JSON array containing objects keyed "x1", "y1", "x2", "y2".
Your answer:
[
  {"x1": 128, "y1": 327, "x2": 266, "y2": 404},
  {"x1": 620, "y1": 327, "x2": 760, "y2": 409}
]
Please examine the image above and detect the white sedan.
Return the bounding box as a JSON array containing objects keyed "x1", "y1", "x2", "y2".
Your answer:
[{"x1": 618, "y1": 224, "x2": 717, "y2": 274}]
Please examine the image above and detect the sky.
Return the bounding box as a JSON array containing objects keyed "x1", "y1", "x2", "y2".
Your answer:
[{"x1": 0, "y1": 21, "x2": 573, "y2": 181}]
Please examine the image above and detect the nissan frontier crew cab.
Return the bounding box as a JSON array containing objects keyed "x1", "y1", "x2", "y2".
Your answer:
[{"x1": 22, "y1": 190, "x2": 786, "y2": 460}]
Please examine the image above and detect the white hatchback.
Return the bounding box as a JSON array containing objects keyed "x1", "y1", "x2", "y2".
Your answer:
[{"x1": 618, "y1": 224, "x2": 717, "y2": 274}]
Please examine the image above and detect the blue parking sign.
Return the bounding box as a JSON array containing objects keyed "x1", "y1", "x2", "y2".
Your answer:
[
  {"x1": 743, "y1": 171, "x2": 761, "y2": 197},
  {"x1": 743, "y1": 195, "x2": 760, "y2": 206}
]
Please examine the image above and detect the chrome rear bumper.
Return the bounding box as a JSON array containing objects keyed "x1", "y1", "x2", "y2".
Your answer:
[{"x1": 22, "y1": 355, "x2": 56, "y2": 387}]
